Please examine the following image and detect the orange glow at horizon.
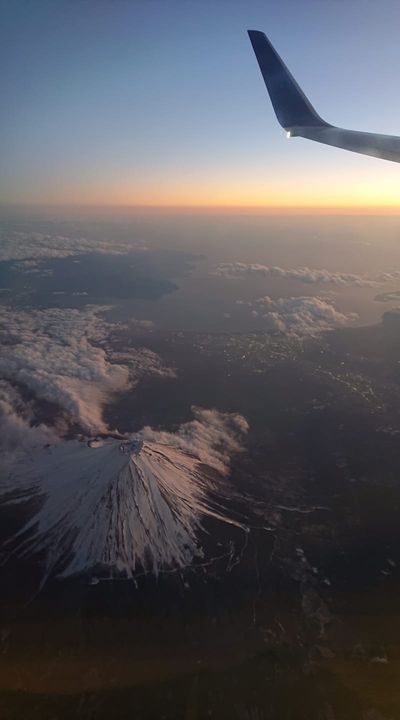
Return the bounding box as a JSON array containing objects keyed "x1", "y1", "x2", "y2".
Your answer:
[
  {"x1": 27, "y1": 183, "x2": 400, "y2": 213},
  {"x1": 7, "y1": 159, "x2": 400, "y2": 212}
]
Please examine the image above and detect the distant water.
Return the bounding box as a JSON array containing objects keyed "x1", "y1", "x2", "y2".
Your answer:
[{"x1": 2, "y1": 209, "x2": 400, "y2": 331}]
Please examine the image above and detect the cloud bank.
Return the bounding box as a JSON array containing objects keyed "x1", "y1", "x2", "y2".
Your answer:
[
  {"x1": 0, "y1": 231, "x2": 140, "y2": 264},
  {"x1": 0, "y1": 305, "x2": 173, "y2": 433},
  {"x1": 215, "y1": 262, "x2": 377, "y2": 287}
]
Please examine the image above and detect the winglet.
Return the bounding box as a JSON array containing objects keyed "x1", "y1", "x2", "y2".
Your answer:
[{"x1": 247, "y1": 30, "x2": 328, "y2": 131}]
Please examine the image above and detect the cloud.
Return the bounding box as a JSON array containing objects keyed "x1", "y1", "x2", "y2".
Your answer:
[
  {"x1": 374, "y1": 290, "x2": 400, "y2": 303},
  {"x1": 0, "y1": 231, "x2": 141, "y2": 264},
  {"x1": 1, "y1": 409, "x2": 249, "y2": 580},
  {"x1": 0, "y1": 383, "x2": 57, "y2": 477},
  {"x1": 383, "y1": 307, "x2": 400, "y2": 325},
  {"x1": 376, "y1": 271, "x2": 400, "y2": 282},
  {"x1": 0, "y1": 305, "x2": 173, "y2": 434},
  {"x1": 239, "y1": 295, "x2": 357, "y2": 338},
  {"x1": 139, "y1": 406, "x2": 249, "y2": 474},
  {"x1": 215, "y1": 262, "x2": 377, "y2": 286}
]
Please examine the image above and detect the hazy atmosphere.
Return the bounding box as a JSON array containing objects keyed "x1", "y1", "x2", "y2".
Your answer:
[{"x1": 2, "y1": 2, "x2": 400, "y2": 719}]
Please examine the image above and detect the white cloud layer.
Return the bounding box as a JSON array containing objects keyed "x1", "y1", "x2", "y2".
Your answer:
[
  {"x1": 0, "y1": 231, "x2": 139, "y2": 263},
  {"x1": 240, "y1": 295, "x2": 357, "y2": 338},
  {"x1": 0, "y1": 305, "x2": 173, "y2": 433},
  {"x1": 215, "y1": 262, "x2": 377, "y2": 286},
  {"x1": 1, "y1": 409, "x2": 249, "y2": 580},
  {"x1": 0, "y1": 383, "x2": 57, "y2": 473}
]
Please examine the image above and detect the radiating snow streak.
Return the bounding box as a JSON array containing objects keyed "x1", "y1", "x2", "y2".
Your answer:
[{"x1": 4, "y1": 424, "x2": 247, "y2": 580}]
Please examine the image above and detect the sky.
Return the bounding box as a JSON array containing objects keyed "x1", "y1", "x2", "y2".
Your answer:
[{"x1": 1, "y1": 0, "x2": 400, "y2": 210}]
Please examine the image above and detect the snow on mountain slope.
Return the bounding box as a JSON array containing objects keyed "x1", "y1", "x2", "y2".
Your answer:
[{"x1": 2, "y1": 409, "x2": 248, "y2": 581}]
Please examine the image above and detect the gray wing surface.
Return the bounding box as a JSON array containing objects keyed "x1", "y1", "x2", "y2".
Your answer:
[{"x1": 248, "y1": 30, "x2": 400, "y2": 163}]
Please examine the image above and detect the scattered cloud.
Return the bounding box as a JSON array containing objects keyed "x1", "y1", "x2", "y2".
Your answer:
[{"x1": 238, "y1": 295, "x2": 357, "y2": 338}]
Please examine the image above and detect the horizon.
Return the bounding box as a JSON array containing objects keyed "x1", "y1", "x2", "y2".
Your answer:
[{"x1": 3, "y1": 203, "x2": 400, "y2": 216}]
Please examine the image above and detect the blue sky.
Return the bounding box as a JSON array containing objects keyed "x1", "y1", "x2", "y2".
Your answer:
[{"x1": 2, "y1": 0, "x2": 400, "y2": 207}]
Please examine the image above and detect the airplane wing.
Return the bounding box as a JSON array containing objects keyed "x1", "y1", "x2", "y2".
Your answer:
[{"x1": 248, "y1": 30, "x2": 400, "y2": 163}]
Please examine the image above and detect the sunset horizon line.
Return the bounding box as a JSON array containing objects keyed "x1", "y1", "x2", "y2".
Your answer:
[{"x1": 2, "y1": 202, "x2": 400, "y2": 216}]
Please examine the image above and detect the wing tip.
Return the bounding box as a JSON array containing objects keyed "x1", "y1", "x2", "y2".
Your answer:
[
  {"x1": 247, "y1": 29, "x2": 327, "y2": 130},
  {"x1": 247, "y1": 29, "x2": 267, "y2": 41}
]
